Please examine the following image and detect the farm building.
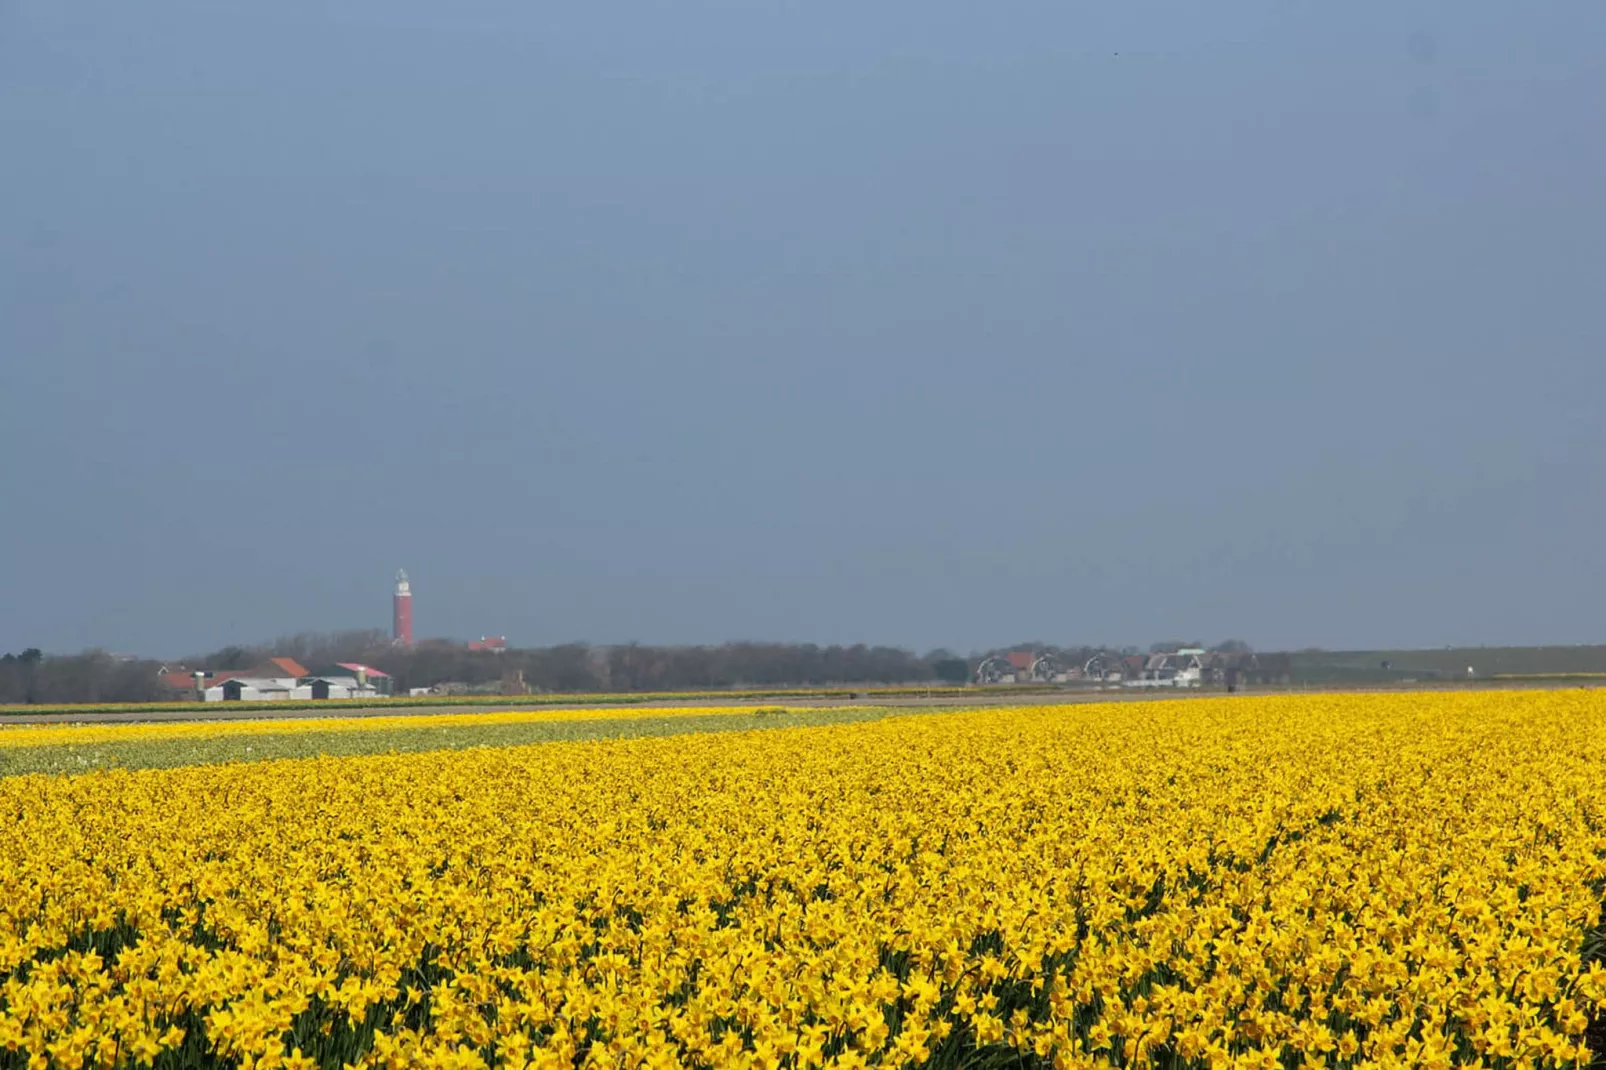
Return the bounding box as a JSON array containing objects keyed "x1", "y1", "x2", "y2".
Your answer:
[
  {"x1": 301, "y1": 662, "x2": 394, "y2": 697},
  {"x1": 207, "y1": 677, "x2": 314, "y2": 702},
  {"x1": 200, "y1": 658, "x2": 312, "y2": 701},
  {"x1": 302, "y1": 677, "x2": 377, "y2": 700},
  {"x1": 1127, "y1": 649, "x2": 1211, "y2": 688}
]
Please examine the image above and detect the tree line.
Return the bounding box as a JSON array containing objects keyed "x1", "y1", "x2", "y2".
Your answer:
[
  {"x1": 0, "y1": 649, "x2": 168, "y2": 705},
  {"x1": 188, "y1": 634, "x2": 1253, "y2": 694},
  {"x1": 0, "y1": 634, "x2": 1258, "y2": 705},
  {"x1": 190, "y1": 632, "x2": 971, "y2": 695}
]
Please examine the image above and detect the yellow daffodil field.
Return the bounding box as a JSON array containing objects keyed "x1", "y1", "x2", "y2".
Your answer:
[
  {"x1": 0, "y1": 706, "x2": 824, "y2": 750},
  {"x1": 3, "y1": 691, "x2": 1606, "y2": 1069},
  {"x1": 0, "y1": 706, "x2": 891, "y2": 778}
]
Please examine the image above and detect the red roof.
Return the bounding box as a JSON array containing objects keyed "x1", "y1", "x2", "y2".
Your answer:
[
  {"x1": 1005, "y1": 651, "x2": 1034, "y2": 671},
  {"x1": 158, "y1": 670, "x2": 200, "y2": 692},
  {"x1": 267, "y1": 657, "x2": 308, "y2": 679}
]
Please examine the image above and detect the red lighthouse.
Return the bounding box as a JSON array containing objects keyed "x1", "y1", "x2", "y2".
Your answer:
[{"x1": 393, "y1": 569, "x2": 413, "y2": 646}]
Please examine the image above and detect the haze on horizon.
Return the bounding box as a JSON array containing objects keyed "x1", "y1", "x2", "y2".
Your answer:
[{"x1": 2, "y1": 2, "x2": 1604, "y2": 659}]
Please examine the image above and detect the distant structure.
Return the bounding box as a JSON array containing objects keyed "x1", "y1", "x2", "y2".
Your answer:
[
  {"x1": 1125, "y1": 648, "x2": 1212, "y2": 689},
  {"x1": 975, "y1": 651, "x2": 1070, "y2": 685},
  {"x1": 468, "y1": 636, "x2": 508, "y2": 653},
  {"x1": 1081, "y1": 652, "x2": 1128, "y2": 683},
  {"x1": 500, "y1": 667, "x2": 527, "y2": 695},
  {"x1": 191, "y1": 657, "x2": 312, "y2": 702},
  {"x1": 393, "y1": 569, "x2": 413, "y2": 647},
  {"x1": 974, "y1": 646, "x2": 1254, "y2": 689},
  {"x1": 302, "y1": 662, "x2": 394, "y2": 699}
]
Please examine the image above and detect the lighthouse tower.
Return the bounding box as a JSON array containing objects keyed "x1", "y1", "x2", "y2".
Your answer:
[{"x1": 392, "y1": 569, "x2": 413, "y2": 647}]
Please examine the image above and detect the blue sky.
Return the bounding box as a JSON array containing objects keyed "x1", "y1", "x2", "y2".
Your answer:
[{"x1": 2, "y1": 1, "x2": 1603, "y2": 656}]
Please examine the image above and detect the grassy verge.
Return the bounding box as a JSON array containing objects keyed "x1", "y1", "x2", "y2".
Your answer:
[{"x1": 0, "y1": 705, "x2": 953, "y2": 778}]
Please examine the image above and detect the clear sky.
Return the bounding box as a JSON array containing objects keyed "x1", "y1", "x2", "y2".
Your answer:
[{"x1": 2, "y1": 1, "x2": 1603, "y2": 657}]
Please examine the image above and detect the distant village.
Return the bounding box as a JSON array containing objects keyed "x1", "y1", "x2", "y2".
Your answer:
[
  {"x1": 975, "y1": 647, "x2": 1273, "y2": 689},
  {"x1": 150, "y1": 646, "x2": 1276, "y2": 704},
  {"x1": 8, "y1": 572, "x2": 1299, "y2": 706}
]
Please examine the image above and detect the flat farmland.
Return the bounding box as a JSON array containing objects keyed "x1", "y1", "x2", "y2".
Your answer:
[{"x1": 2, "y1": 692, "x2": 1605, "y2": 1068}]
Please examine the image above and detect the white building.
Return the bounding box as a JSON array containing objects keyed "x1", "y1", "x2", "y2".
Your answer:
[
  {"x1": 302, "y1": 677, "x2": 379, "y2": 700},
  {"x1": 203, "y1": 677, "x2": 312, "y2": 702},
  {"x1": 1124, "y1": 649, "x2": 1210, "y2": 689}
]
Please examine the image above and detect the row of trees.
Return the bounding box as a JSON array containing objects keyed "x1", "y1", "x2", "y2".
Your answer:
[
  {"x1": 0, "y1": 649, "x2": 168, "y2": 705},
  {"x1": 194, "y1": 635, "x2": 1253, "y2": 694},
  {"x1": 187, "y1": 634, "x2": 968, "y2": 695},
  {"x1": 0, "y1": 635, "x2": 1258, "y2": 705}
]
